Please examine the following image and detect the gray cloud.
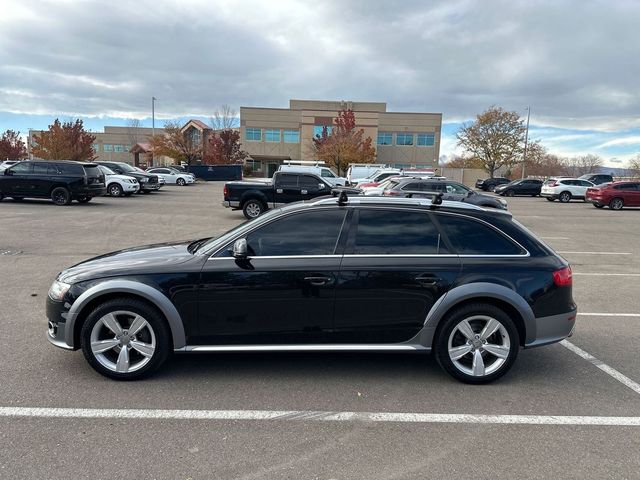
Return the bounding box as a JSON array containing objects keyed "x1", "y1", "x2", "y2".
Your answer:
[{"x1": 1, "y1": 0, "x2": 640, "y2": 131}]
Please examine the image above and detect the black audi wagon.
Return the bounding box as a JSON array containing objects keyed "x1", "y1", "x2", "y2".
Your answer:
[{"x1": 47, "y1": 195, "x2": 576, "y2": 383}]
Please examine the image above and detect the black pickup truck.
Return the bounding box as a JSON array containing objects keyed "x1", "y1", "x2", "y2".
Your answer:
[{"x1": 222, "y1": 171, "x2": 335, "y2": 219}]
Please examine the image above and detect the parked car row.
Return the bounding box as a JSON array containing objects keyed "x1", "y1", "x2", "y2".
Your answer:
[{"x1": 0, "y1": 160, "x2": 195, "y2": 206}]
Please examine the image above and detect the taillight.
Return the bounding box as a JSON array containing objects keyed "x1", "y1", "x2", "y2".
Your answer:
[
  {"x1": 384, "y1": 190, "x2": 400, "y2": 196},
  {"x1": 547, "y1": 181, "x2": 557, "y2": 187},
  {"x1": 553, "y1": 266, "x2": 572, "y2": 286},
  {"x1": 223, "y1": 185, "x2": 229, "y2": 198}
]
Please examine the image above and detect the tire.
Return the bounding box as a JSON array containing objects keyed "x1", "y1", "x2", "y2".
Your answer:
[
  {"x1": 80, "y1": 298, "x2": 171, "y2": 380},
  {"x1": 505, "y1": 190, "x2": 515, "y2": 197},
  {"x1": 242, "y1": 199, "x2": 265, "y2": 219},
  {"x1": 546, "y1": 197, "x2": 555, "y2": 202},
  {"x1": 77, "y1": 196, "x2": 92, "y2": 203},
  {"x1": 435, "y1": 303, "x2": 519, "y2": 384},
  {"x1": 51, "y1": 187, "x2": 71, "y2": 206},
  {"x1": 609, "y1": 198, "x2": 624, "y2": 210},
  {"x1": 108, "y1": 183, "x2": 123, "y2": 197},
  {"x1": 559, "y1": 191, "x2": 572, "y2": 203},
  {"x1": 594, "y1": 204, "x2": 605, "y2": 209},
  {"x1": 176, "y1": 178, "x2": 186, "y2": 186}
]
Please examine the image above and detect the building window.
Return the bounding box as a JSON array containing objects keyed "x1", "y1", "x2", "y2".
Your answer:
[
  {"x1": 417, "y1": 133, "x2": 435, "y2": 146},
  {"x1": 246, "y1": 159, "x2": 262, "y2": 172},
  {"x1": 188, "y1": 128, "x2": 202, "y2": 145},
  {"x1": 396, "y1": 133, "x2": 414, "y2": 146},
  {"x1": 92, "y1": 144, "x2": 100, "y2": 152},
  {"x1": 246, "y1": 128, "x2": 262, "y2": 141},
  {"x1": 114, "y1": 145, "x2": 124, "y2": 152},
  {"x1": 377, "y1": 132, "x2": 392, "y2": 145},
  {"x1": 394, "y1": 163, "x2": 412, "y2": 169},
  {"x1": 283, "y1": 130, "x2": 300, "y2": 143},
  {"x1": 313, "y1": 125, "x2": 333, "y2": 137},
  {"x1": 103, "y1": 144, "x2": 113, "y2": 152},
  {"x1": 265, "y1": 129, "x2": 281, "y2": 142}
]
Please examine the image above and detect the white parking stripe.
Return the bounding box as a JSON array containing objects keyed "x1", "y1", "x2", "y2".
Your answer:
[
  {"x1": 574, "y1": 273, "x2": 640, "y2": 277},
  {"x1": 561, "y1": 340, "x2": 640, "y2": 396},
  {"x1": 540, "y1": 236, "x2": 569, "y2": 240},
  {"x1": 0, "y1": 406, "x2": 639, "y2": 426},
  {"x1": 558, "y1": 251, "x2": 632, "y2": 255},
  {"x1": 578, "y1": 313, "x2": 640, "y2": 317}
]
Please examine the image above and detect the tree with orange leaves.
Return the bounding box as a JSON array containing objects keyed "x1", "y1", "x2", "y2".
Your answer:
[
  {"x1": 32, "y1": 119, "x2": 96, "y2": 161},
  {"x1": 312, "y1": 109, "x2": 376, "y2": 176}
]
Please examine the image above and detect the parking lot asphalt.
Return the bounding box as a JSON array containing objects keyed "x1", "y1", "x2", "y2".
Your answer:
[{"x1": 1, "y1": 183, "x2": 639, "y2": 479}]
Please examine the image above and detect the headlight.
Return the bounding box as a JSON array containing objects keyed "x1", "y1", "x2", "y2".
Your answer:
[
  {"x1": 139, "y1": 177, "x2": 148, "y2": 183},
  {"x1": 48, "y1": 280, "x2": 71, "y2": 301}
]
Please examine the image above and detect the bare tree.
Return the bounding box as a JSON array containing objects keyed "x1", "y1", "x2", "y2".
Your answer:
[
  {"x1": 126, "y1": 118, "x2": 142, "y2": 147},
  {"x1": 564, "y1": 154, "x2": 603, "y2": 177},
  {"x1": 456, "y1": 106, "x2": 525, "y2": 178},
  {"x1": 210, "y1": 104, "x2": 239, "y2": 130},
  {"x1": 629, "y1": 155, "x2": 640, "y2": 178}
]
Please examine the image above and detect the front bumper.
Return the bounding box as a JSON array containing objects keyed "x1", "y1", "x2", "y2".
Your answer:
[
  {"x1": 524, "y1": 308, "x2": 577, "y2": 348},
  {"x1": 141, "y1": 183, "x2": 161, "y2": 191},
  {"x1": 123, "y1": 183, "x2": 139, "y2": 193},
  {"x1": 46, "y1": 296, "x2": 75, "y2": 350}
]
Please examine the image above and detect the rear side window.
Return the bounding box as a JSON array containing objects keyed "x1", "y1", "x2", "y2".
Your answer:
[
  {"x1": 276, "y1": 174, "x2": 298, "y2": 188},
  {"x1": 350, "y1": 209, "x2": 449, "y2": 255},
  {"x1": 245, "y1": 210, "x2": 346, "y2": 256},
  {"x1": 83, "y1": 165, "x2": 101, "y2": 177},
  {"x1": 436, "y1": 214, "x2": 525, "y2": 255},
  {"x1": 56, "y1": 163, "x2": 84, "y2": 175},
  {"x1": 32, "y1": 162, "x2": 50, "y2": 175}
]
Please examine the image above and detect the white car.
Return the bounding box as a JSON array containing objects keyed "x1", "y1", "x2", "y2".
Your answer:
[
  {"x1": 146, "y1": 167, "x2": 195, "y2": 186},
  {"x1": 0, "y1": 160, "x2": 20, "y2": 172},
  {"x1": 98, "y1": 166, "x2": 140, "y2": 196},
  {"x1": 346, "y1": 163, "x2": 388, "y2": 184},
  {"x1": 541, "y1": 177, "x2": 595, "y2": 202},
  {"x1": 350, "y1": 168, "x2": 402, "y2": 186}
]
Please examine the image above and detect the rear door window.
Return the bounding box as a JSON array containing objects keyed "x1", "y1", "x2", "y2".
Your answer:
[
  {"x1": 276, "y1": 174, "x2": 298, "y2": 188},
  {"x1": 436, "y1": 214, "x2": 525, "y2": 255},
  {"x1": 32, "y1": 162, "x2": 50, "y2": 175},
  {"x1": 349, "y1": 209, "x2": 449, "y2": 255}
]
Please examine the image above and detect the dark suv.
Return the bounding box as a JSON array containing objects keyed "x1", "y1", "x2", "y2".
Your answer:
[
  {"x1": 494, "y1": 178, "x2": 543, "y2": 197},
  {"x1": 47, "y1": 196, "x2": 576, "y2": 384},
  {"x1": 0, "y1": 160, "x2": 106, "y2": 205},
  {"x1": 475, "y1": 177, "x2": 510, "y2": 191},
  {"x1": 383, "y1": 177, "x2": 508, "y2": 209},
  {"x1": 95, "y1": 161, "x2": 160, "y2": 193}
]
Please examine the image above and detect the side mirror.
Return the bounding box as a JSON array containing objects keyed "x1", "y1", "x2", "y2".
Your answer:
[
  {"x1": 232, "y1": 238, "x2": 248, "y2": 259},
  {"x1": 4, "y1": 169, "x2": 12, "y2": 175}
]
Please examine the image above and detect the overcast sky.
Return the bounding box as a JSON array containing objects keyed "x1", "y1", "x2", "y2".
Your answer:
[{"x1": 1, "y1": 0, "x2": 639, "y2": 165}]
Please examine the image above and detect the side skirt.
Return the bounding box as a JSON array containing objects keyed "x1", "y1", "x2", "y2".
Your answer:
[{"x1": 175, "y1": 344, "x2": 430, "y2": 353}]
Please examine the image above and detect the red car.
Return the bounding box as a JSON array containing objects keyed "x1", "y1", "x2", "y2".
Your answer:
[{"x1": 586, "y1": 181, "x2": 640, "y2": 210}]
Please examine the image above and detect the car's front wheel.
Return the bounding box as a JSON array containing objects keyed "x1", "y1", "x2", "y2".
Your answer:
[
  {"x1": 559, "y1": 191, "x2": 572, "y2": 203},
  {"x1": 176, "y1": 178, "x2": 186, "y2": 186},
  {"x1": 505, "y1": 190, "x2": 515, "y2": 197},
  {"x1": 435, "y1": 303, "x2": 519, "y2": 384},
  {"x1": 609, "y1": 198, "x2": 624, "y2": 210},
  {"x1": 80, "y1": 298, "x2": 171, "y2": 380}
]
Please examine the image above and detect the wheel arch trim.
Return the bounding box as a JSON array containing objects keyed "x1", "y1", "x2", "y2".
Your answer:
[
  {"x1": 421, "y1": 283, "x2": 536, "y2": 345},
  {"x1": 64, "y1": 280, "x2": 186, "y2": 349}
]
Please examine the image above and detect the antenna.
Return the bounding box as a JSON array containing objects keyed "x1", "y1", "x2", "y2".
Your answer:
[{"x1": 338, "y1": 190, "x2": 349, "y2": 205}]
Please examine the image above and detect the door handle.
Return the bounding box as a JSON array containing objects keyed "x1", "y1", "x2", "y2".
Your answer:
[
  {"x1": 304, "y1": 276, "x2": 333, "y2": 286},
  {"x1": 415, "y1": 274, "x2": 439, "y2": 286},
  {"x1": 276, "y1": 188, "x2": 283, "y2": 193},
  {"x1": 301, "y1": 189, "x2": 308, "y2": 194}
]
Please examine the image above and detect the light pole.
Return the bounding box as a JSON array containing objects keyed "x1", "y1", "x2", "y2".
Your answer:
[
  {"x1": 521, "y1": 106, "x2": 530, "y2": 179},
  {"x1": 151, "y1": 96, "x2": 157, "y2": 166}
]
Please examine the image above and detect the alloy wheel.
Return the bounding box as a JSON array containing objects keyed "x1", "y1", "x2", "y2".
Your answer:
[
  {"x1": 89, "y1": 310, "x2": 156, "y2": 373},
  {"x1": 610, "y1": 198, "x2": 624, "y2": 210},
  {"x1": 447, "y1": 315, "x2": 511, "y2": 377}
]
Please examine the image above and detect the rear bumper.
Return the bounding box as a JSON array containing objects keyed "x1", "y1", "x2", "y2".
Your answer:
[
  {"x1": 524, "y1": 308, "x2": 577, "y2": 348},
  {"x1": 222, "y1": 200, "x2": 240, "y2": 208},
  {"x1": 76, "y1": 187, "x2": 107, "y2": 197}
]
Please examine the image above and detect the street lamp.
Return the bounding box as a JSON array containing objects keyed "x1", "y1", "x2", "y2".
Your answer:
[
  {"x1": 151, "y1": 96, "x2": 157, "y2": 166},
  {"x1": 521, "y1": 106, "x2": 530, "y2": 179}
]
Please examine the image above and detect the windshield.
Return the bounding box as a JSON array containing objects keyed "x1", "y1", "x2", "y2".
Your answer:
[
  {"x1": 118, "y1": 163, "x2": 137, "y2": 173},
  {"x1": 99, "y1": 166, "x2": 115, "y2": 175}
]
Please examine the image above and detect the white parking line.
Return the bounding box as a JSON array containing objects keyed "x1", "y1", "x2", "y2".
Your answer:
[
  {"x1": 578, "y1": 313, "x2": 640, "y2": 317},
  {"x1": 540, "y1": 236, "x2": 570, "y2": 240},
  {"x1": 574, "y1": 273, "x2": 640, "y2": 277},
  {"x1": 558, "y1": 251, "x2": 632, "y2": 255},
  {"x1": 0, "y1": 406, "x2": 639, "y2": 426},
  {"x1": 561, "y1": 340, "x2": 640, "y2": 396}
]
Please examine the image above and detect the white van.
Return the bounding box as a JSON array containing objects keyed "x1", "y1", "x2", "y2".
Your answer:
[
  {"x1": 346, "y1": 163, "x2": 388, "y2": 184},
  {"x1": 278, "y1": 161, "x2": 346, "y2": 186}
]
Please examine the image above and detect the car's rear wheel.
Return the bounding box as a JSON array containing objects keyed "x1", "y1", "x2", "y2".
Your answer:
[
  {"x1": 80, "y1": 298, "x2": 171, "y2": 380},
  {"x1": 609, "y1": 198, "x2": 624, "y2": 210},
  {"x1": 51, "y1": 187, "x2": 71, "y2": 206},
  {"x1": 108, "y1": 183, "x2": 123, "y2": 197},
  {"x1": 559, "y1": 191, "x2": 572, "y2": 203},
  {"x1": 243, "y1": 199, "x2": 265, "y2": 219},
  {"x1": 505, "y1": 190, "x2": 515, "y2": 197},
  {"x1": 435, "y1": 303, "x2": 519, "y2": 384},
  {"x1": 176, "y1": 178, "x2": 186, "y2": 186}
]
